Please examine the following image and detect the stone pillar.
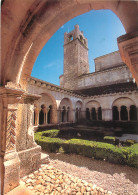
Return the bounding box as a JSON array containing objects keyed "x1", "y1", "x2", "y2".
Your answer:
[
  {"x1": 70, "y1": 109, "x2": 75, "y2": 123},
  {"x1": 118, "y1": 107, "x2": 121, "y2": 121},
  {"x1": 0, "y1": 85, "x2": 24, "y2": 194},
  {"x1": 81, "y1": 109, "x2": 86, "y2": 119},
  {"x1": 34, "y1": 104, "x2": 39, "y2": 126},
  {"x1": 127, "y1": 107, "x2": 130, "y2": 121},
  {"x1": 95, "y1": 108, "x2": 98, "y2": 120},
  {"x1": 64, "y1": 110, "x2": 67, "y2": 122},
  {"x1": 102, "y1": 109, "x2": 112, "y2": 121},
  {"x1": 16, "y1": 93, "x2": 41, "y2": 178},
  {"x1": 57, "y1": 109, "x2": 61, "y2": 123},
  {"x1": 117, "y1": 31, "x2": 138, "y2": 85},
  {"x1": 51, "y1": 107, "x2": 58, "y2": 124}
]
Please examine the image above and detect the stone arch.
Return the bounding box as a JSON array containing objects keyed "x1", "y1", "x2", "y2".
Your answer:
[
  {"x1": 112, "y1": 97, "x2": 136, "y2": 108},
  {"x1": 112, "y1": 97, "x2": 136, "y2": 121},
  {"x1": 38, "y1": 93, "x2": 57, "y2": 124},
  {"x1": 1, "y1": 1, "x2": 138, "y2": 88},
  {"x1": 59, "y1": 98, "x2": 73, "y2": 109},
  {"x1": 59, "y1": 98, "x2": 73, "y2": 122},
  {"x1": 86, "y1": 100, "x2": 101, "y2": 109},
  {"x1": 75, "y1": 100, "x2": 83, "y2": 121},
  {"x1": 86, "y1": 100, "x2": 102, "y2": 120}
]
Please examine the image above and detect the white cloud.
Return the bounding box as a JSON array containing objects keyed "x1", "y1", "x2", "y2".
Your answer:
[{"x1": 43, "y1": 60, "x2": 62, "y2": 70}]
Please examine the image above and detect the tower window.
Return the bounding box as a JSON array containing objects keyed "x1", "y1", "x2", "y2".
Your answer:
[{"x1": 69, "y1": 35, "x2": 73, "y2": 41}]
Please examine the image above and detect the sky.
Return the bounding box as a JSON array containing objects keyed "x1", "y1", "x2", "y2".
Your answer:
[{"x1": 31, "y1": 9, "x2": 126, "y2": 85}]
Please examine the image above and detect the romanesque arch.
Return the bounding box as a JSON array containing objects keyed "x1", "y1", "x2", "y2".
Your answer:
[
  {"x1": 59, "y1": 98, "x2": 73, "y2": 122},
  {"x1": 86, "y1": 100, "x2": 102, "y2": 120},
  {"x1": 1, "y1": 1, "x2": 138, "y2": 88},
  {"x1": 38, "y1": 93, "x2": 57, "y2": 125},
  {"x1": 75, "y1": 100, "x2": 82, "y2": 122},
  {"x1": 112, "y1": 97, "x2": 137, "y2": 121}
]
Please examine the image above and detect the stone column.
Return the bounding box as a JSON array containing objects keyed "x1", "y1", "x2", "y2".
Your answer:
[
  {"x1": 118, "y1": 107, "x2": 121, "y2": 121},
  {"x1": 0, "y1": 85, "x2": 24, "y2": 194},
  {"x1": 80, "y1": 109, "x2": 86, "y2": 119},
  {"x1": 127, "y1": 107, "x2": 130, "y2": 121},
  {"x1": 64, "y1": 110, "x2": 67, "y2": 122},
  {"x1": 95, "y1": 108, "x2": 98, "y2": 120},
  {"x1": 51, "y1": 107, "x2": 58, "y2": 124},
  {"x1": 70, "y1": 109, "x2": 76, "y2": 123},
  {"x1": 117, "y1": 31, "x2": 138, "y2": 85},
  {"x1": 43, "y1": 107, "x2": 47, "y2": 124},
  {"x1": 57, "y1": 109, "x2": 61, "y2": 123},
  {"x1": 34, "y1": 104, "x2": 39, "y2": 126}
]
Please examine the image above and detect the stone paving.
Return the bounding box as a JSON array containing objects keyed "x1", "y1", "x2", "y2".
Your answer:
[{"x1": 21, "y1": 164, "x2": 115, "y2": 195}]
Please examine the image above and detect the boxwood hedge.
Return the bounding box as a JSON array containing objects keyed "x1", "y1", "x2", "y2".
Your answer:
[{"x1": 35, "y1": 130, "x2": 138, "y2": 168}]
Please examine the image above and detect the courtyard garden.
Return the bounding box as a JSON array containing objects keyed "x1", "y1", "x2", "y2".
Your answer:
[{"x1": 35, "y1": 128, "x2": 138, "y2": 168}]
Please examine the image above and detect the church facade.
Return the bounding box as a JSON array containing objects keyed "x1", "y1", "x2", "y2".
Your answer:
[{"x1": 28, "y1": 25, "x2": 138, "y2": 126}]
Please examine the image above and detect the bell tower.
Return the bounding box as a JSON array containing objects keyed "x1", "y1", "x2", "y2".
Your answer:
[{"x1": 60, "y1": 24, "x2": 89, "y2": 89}]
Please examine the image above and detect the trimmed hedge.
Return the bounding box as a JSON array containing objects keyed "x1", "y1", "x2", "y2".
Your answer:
[
  {"x1": 35, "y1": 130, "x2": 138, "y2": 168},
  {"x1": 104, "y1": 136, "x2": 116, "y2": 145}
]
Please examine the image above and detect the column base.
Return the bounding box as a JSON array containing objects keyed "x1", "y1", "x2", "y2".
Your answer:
[
  {"x1": 18, "y1": 145, "x2": 41, "y2": 178},
  {"x1": 4, "y1": 152, "x2": 20, "y2": 194}
]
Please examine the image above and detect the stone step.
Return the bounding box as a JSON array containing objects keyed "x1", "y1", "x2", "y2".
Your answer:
[{"x1": 41, "y1": 152, "x2": 50, "y2": 164}]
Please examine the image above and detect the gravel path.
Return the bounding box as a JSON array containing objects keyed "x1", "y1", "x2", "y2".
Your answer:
[{"x1": 47, "y1": 152, "x2": 138, "y2": 195}]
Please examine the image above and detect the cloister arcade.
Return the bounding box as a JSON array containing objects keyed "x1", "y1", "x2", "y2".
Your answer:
[
  {"x1": 112, "y1": 97, "x2": 137, "y2": 121},
  {"x1": 85, "y1": 100, "x2": 102, "y2": 121},
  {"x1": 33, "y1": 92, "x2": 138, "y2": 127}
]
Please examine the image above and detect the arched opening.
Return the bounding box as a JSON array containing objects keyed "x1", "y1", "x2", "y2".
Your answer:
[
  {"x1": 67, "y1": 107, "x2": 70, "y2": 122},
  {"x1": 38, "y1": 93, "x2": 57, "y2": 125},
  {"x1": 86, "y1": 108, "x2": 90, "y2": 120},
  {"x1": 47, "y1": 105, "x2": 52, "y2": 124},
  {"x1": 75, "y1": 108, "x2": 79, "y2": 122},
  {"x1": 91, "y1": 107, "x2": 96, "y2": 120},
  {"x1": 62, "y1": 106, "x2": 66, "y2": 122},
  {"x1": 69, "y1": 35, "x2": 73, "y2": 41},
  {"x1": 112, "y1": 106, "x2": 119, "y2": 120},
  {"x1": 59, "y1": 98, "x2": 73, "y2": 122},
  {"x1": 39, "y1": 104, "x2": 45, "y2": 125},
  {"x1": 98, "y1": 107, "x2": 102, "y2": 120},
  {"x1": 130, "y1": 105, "x2": 137, "y2": 121},
  {"x1": 121, "y1": 106, "x2": 128, "y2": 121}
]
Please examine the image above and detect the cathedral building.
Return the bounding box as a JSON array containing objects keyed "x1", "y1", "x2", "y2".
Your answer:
[{"x1": 28, "y1": 25, "x2": 138, "y2": 126}]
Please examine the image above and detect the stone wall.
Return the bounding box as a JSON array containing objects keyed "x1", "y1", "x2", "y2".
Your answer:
[
  {"x1": 95, "y1": 51, "x2": 123, "y2": 72},
  {"x1": 78, "y1": 65, "x2": 133, "y2": 88}
]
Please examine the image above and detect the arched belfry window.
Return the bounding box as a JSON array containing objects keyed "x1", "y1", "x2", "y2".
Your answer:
[{"x1": 69, "y1": 35, "x2": 73, "y2": 41}]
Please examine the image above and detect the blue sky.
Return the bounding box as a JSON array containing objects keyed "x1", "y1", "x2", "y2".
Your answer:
[{"x1": 31, "y1": 9, "x2": 126, "y2": 85}]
